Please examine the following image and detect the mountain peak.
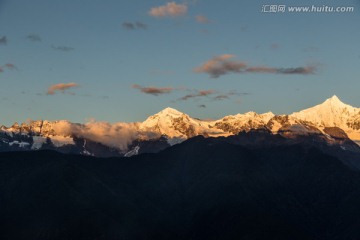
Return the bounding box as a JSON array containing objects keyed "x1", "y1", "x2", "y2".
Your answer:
[
  {"x1": 290, "y1": 95, "x2": 360, "y2": 132},
  {"x1": 320, "y1": 95, "x2": 351, "y2": 110},
  {"x1": 330, "y1": 95, "x2": 340, "y2": 101},
  {"x1": 293, "y1": 95, "x2": 354, "y2": 115},
  {"x1": 158, "y1": 107, "x2": 184, "y2": 116},
  {"x1": 326, "y1": 95, "x2": 342, "y2": 104}
]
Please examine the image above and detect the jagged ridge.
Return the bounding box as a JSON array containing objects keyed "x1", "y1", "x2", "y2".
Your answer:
[{"x1": 1, "y1": 95, "x2": 360, "y2": 157}]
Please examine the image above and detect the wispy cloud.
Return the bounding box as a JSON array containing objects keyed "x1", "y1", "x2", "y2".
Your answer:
[
  {"x1": 246, "y1": 66, "x2": 316, "y2": 74},
  {"x1": 271, "y1": 43, "x2": 279, "y2": 50},
  {"x1": 213, "y1": 95, "x2": 229, "y2": 101},
  {"x1": 240, "y1": 26, "x2": 249, "y2": 32},
  {"x1": 194, "y1": 54, "x2": 247, "y2": 78},
  {"x1": 135, "y1": 22, "x2": 148, "y2": 29},
  {"x1": 4, "y1": 63, "x2": 17, "y2": 70},
  {"x1": 303, "y1": 46, "x2": 319, "y2": 52},
  {"x1": 213, "y1": 90, "x2": 249, "y2": 101},
  {"x1": 132, "y1": 84, "x2": 174, "y2": 96},
  {"x1": 149, "y1": 2, "x2": 188, "y2": 17},
  {"x1": 277, "y1": 66, "x2": 317, "y2": 74},
  {"x1": 26, "y1": 34, "x2": 42, "y2": 42},
  {"x1": 122, "y1": 21, "x2": 148, "y2": 30},
  {"x1": 0, "y1": 63, "x2": 17, "y2": 73},
  {"x1": 47, "y1": 82, "x2": 79, "y2": 95},
  {"x1": 51, "y1": 45, "x2": 74, "y2": 52},
  {"x1": 195, "y1": 15, "x2": 210, "y2": 24},
  {"x1": 150, "y1": 70, "x2": 174, "y2": 76},
  {"x1": 0, "y1": 36, "x2": 7, "y2": 45},
  {"x1": 179, "y1": 89, "x2": 216, "y2": 100},
  {"x1": 132, "y1": 83, "x2": 248, "y2": 105},
  {"x1": 122, "y1": 22, "x2": 135, "y2": 30},
  {"x1": 245, "y1": 66, "x2": 277, "y2": 73},
  {"x1": 195, "y1": 54, "x2": 317, "y2": 78}
]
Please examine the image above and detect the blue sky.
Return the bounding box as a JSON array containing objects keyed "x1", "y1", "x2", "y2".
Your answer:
[{"x1": 0, "y1": 0, "x2": 359, "y2": 125}]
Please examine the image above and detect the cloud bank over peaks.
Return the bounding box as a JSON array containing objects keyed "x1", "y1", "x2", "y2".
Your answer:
[
  {"x1": 51, "y1": 120, "x2": 144, "y2": 151},
  {"x1": 72, "y1": 121, "x2": 141, "y2": 150}
]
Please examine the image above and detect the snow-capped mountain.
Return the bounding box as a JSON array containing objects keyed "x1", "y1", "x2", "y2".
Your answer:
[
  {"x1": 1, "y1": 95, "x2": 360, "y2": 157},
  {"x1": 290, "y1": 95, "x2": 360, "y2": 144},
  {"x1": 291, "y1": 95, "x2": 359, "y2": 126},
  {"x1": 0, "y1": 120, "x2": 73, "y2": 153},
  {"x1": 213, "y1": 111, "x2": 274, "y2": 134},
  {"x1": 138, "y1": 107, "x2": 227, "y2": 143},
  {"x1": 139, "y1": 107, "x2": 208, "y2": 139}
]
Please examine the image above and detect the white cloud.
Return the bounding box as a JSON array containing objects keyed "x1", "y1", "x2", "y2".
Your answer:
[{"x1": 149, "y1": 2, "x2": 188, "y2": 17}]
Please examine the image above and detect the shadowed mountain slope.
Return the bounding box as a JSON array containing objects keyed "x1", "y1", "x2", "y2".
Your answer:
[{"x1": 1, "y1": 137, "x2": 360, "y2": 239}]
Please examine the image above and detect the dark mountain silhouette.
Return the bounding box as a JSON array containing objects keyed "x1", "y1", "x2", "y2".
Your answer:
[{"x1": 1, "y1": 136, "x2": 360, "y2": 239}]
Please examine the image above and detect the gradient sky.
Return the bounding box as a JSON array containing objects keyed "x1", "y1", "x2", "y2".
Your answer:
[{"x1": 0, "y1": 0, "x2": 359, "y2": 126}]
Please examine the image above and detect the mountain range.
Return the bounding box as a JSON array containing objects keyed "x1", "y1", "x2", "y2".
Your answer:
[
  {"x1": 2, "y1": 95, "x2": 360, "y2": 239},
  {"x1": 1, "y1": 95, "x2": 360, "y2": 157}
]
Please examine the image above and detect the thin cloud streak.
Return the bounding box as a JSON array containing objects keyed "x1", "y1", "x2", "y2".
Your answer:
[
  {"x1": 180, "y1": 90, "x2": 216, "y2": 101},
  {"x1": 213, "y1": 90, "x2": 249, "y2": 101},
  {"x1": 195, "y1": 54, "x2": 317, "y2": 78},
  {"x1": 277, "y1": 66, "x2": 316, "y2": 74},
  {"x1": 132, "y1": 84, "x2": 174, "y2": 96},
  {"x1": 122, "y1": 22, "x2": 135, "y2": 30},
  {"x1": 135, "y1": 22, "x2": 148, "y2": 29},
  {"x1": 196, "y1": 15, "x2": 210, "y2": 23},
  {"x1": 47, "y1": 82, "x2": 79, "y2": 95},
  {"x1": 4, "y1": 63, "x2": 17, "y2": 70},
  {"x1": 194, "y1": 54, "x2": 246, "y2": 78},
  {"x1": 0, "y1": 63, "x2": 17, "y2": 73},
  {"x1": 270, "y1": 43, "x2": 279, "y2": 49},
  {"x1": 26, "y1": 34, "x2": 42, "y2": 42},
  {"x1": 246, "y1": 66, "x2": 277, "y2": 73},
  {"x1": 132, "y1": 83, "x2": 248, "y2": 104},
  {"x1": 51, "y1": 45, "x2": 75, "y2": 52},
  {"x1": 214, "y1": 95, "x2": 229, "y2": 100},
  {"x1": 122, "y1": 21, "x2": 148, "y2": 30}
]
